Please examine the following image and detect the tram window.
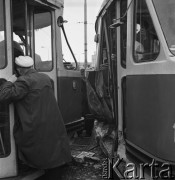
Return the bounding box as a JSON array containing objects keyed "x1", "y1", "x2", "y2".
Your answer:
[
  {"x1": 13, "y1": 34, "x2": 25, "y2": 56},
  {"x1": 100, "y1": 25, "x2": 109, "y2": 66},
  {"x1": 34, "y1": 11, "x2": 53, "y2": 71},
  {"x1": 107, "y1": 1, "x2": 117, "y2": 65},
  {"x1": 153, "y1": 0, "x2": 175, "y2": 55},
  {"x1": 12, "y1": 0, "x2": 27, "y2": 57},
  {"x1": 133, "y1": 0, "x2": 160, "y2": 63},
  {"x1": 98, "y1": 13, "x2": 111, "y2": 68},
  {"x1": 0, "y1": 0, "x2": 6, "y2": 69}
]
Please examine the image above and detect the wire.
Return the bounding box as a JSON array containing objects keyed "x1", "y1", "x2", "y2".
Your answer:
[
  {"x1": 114, "y1": 0, "x2": 134, "y2": 22},
  {"x1": 61, "y1": 25, "x2": 78, "y2": 69}
]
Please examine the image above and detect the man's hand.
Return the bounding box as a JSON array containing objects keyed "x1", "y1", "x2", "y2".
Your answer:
[{"x1": 8, "y1": 75, "x2": 17, "y2": 83}]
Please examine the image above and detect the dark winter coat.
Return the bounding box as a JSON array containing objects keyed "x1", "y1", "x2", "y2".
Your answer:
[{"x1": 0, "y1": 69, "x2": 71, "y2": 169}]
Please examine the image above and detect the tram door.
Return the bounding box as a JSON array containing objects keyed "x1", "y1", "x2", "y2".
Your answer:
[
  {"x1": 90, "y1": 0, "x2": 118, "y2": 124},
  {"x1": 13, "y1": 1, "x2": 58, "y2": 98},
  {"x1": 0, "y1": 0, "x2": 60, "y2": 178},
  {"x1": 0, "y1": 0, "x2": 18, "y2": 178},
  {"x1": 32, "y1": 4, "x2": 58, "y2": 99}
]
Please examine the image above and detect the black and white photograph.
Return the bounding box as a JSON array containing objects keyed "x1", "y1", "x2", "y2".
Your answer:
[{"x1": 0, "y1": 0, "x2": 174, "y2": 179}]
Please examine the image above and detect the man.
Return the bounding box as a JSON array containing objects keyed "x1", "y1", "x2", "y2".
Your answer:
[
  {"x1": 135, "y1": 24, "x2": 145, "y2": 61},
  {"x1": 0, "y1": 56, "x2": 71, "y2": 178}
]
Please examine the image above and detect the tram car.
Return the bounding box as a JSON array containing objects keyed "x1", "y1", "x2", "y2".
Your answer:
[
  {"x1": 0, "y1": 0, "x2": 85, "y2": 178},
  {"x1": 88, "y1": 0, "x2": 175, "y2": 170}
]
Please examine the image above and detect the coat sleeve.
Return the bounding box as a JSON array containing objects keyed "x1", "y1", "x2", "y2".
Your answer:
[{"x1": 0, "y1": 78, "x2": 29, "y2": 102}]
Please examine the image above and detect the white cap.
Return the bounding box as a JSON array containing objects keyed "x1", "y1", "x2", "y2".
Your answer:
[{"x1": 15, "y1": 56, "x2": 34, "y2": 68}]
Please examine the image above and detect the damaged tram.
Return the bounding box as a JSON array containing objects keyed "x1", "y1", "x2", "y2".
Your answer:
[
  {"x1": 0, "y1": 0, "x2": 84, "y2": 179},
  {"x1": 87, "y1": 0, "x2": 175, "y2": 168}
]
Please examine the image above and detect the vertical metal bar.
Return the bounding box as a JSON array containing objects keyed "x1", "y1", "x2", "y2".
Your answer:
[
  {"x1": 3, "y1": 0, "x2": 17, "y2": 177},
  {"x1": 29, "y1": 6, "x2": 34, "y2": 59},
  {"x1": 84, "y1": 0, "x2": 87, "y2": 69},
  {"x1": 25, "y1": 0, "x2": 28, "y2": 55}
]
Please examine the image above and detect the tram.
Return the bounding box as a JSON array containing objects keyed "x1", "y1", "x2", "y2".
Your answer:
[
  {"x1": 0, "y1": 0, "x2": 85, "y2": 178},
  {"x1": 89, "y1": 0, "x2": 175, "y2": 168}
]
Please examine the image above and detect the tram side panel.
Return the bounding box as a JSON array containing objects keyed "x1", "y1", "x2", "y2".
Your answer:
[
  {"x1": 57, "y1": 72, "x2": 83, "y2": 125},
  {"x1": 125, "y1": 0, "x2": 175, "y2": 163},
  {"x1": 125, "y1": 75, "x2": 175, "y2": 162}
]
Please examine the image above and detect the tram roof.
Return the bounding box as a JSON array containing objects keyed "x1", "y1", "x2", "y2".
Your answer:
[
  {"x1": 36, "y1": 0, "x2": 64, "y2": 8},
  {"x1": 46, "y1": 0, "x2": 63, "y2": 7}
]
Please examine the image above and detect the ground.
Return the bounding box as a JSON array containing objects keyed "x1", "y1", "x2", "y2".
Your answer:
[
  {"x1": 61, "y1": 134, "x2": 106, "y2": 180},
  {"x1": 2, "y1": 126, "x2": 118, "y2": 180}
]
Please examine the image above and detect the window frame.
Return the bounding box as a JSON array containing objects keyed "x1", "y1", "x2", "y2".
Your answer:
[
  {"x1": 99, "y1": 16, "x2": 111, "y2": 67},
  {"x1": 33, "y1": 8, "x2": 54, "y2": 72},
  {"x1": 0, "y1": 0, "x2": 7, "y2": 69},
  {"x1": 132, "y1": 0, "x2": 160, "y2": 63}
]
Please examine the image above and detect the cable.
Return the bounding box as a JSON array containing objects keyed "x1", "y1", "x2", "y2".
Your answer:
[
  {"x1": 114, "y1": 0, "x2": 134, "y2": 22},
  {"x1": 61, "y1": 25, "x2": 78, "y2": 69}
]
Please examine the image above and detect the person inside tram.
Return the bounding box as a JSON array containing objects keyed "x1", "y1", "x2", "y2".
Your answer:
[
  {"x1": 135, "y1": 23, "x2": 145, "y2": 61},
  {"x1": 0, "y1": 40, "x2": 24, "y2": 70},
  {"x1": 0, "y1": 53, "x2": 71, "y2": 179}
]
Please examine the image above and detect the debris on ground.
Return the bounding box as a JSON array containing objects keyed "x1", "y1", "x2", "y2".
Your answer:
[
  {"x1": 60, "y1": 120, "x2": 123, "y2": 180},
  {"x1": 61, "y1": 131, "x2": 107, "y2": 180},
  {"x1": 73, "y1": 151, "x2": 95, "y2": 163},
  {"x1": 84, "y1": 156, "x2": 100, "y2": 162}
]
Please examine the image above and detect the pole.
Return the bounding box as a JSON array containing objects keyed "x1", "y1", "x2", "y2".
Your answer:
[{"x1": 84, "y1": 0, "x2": 87, "y2": 69}]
